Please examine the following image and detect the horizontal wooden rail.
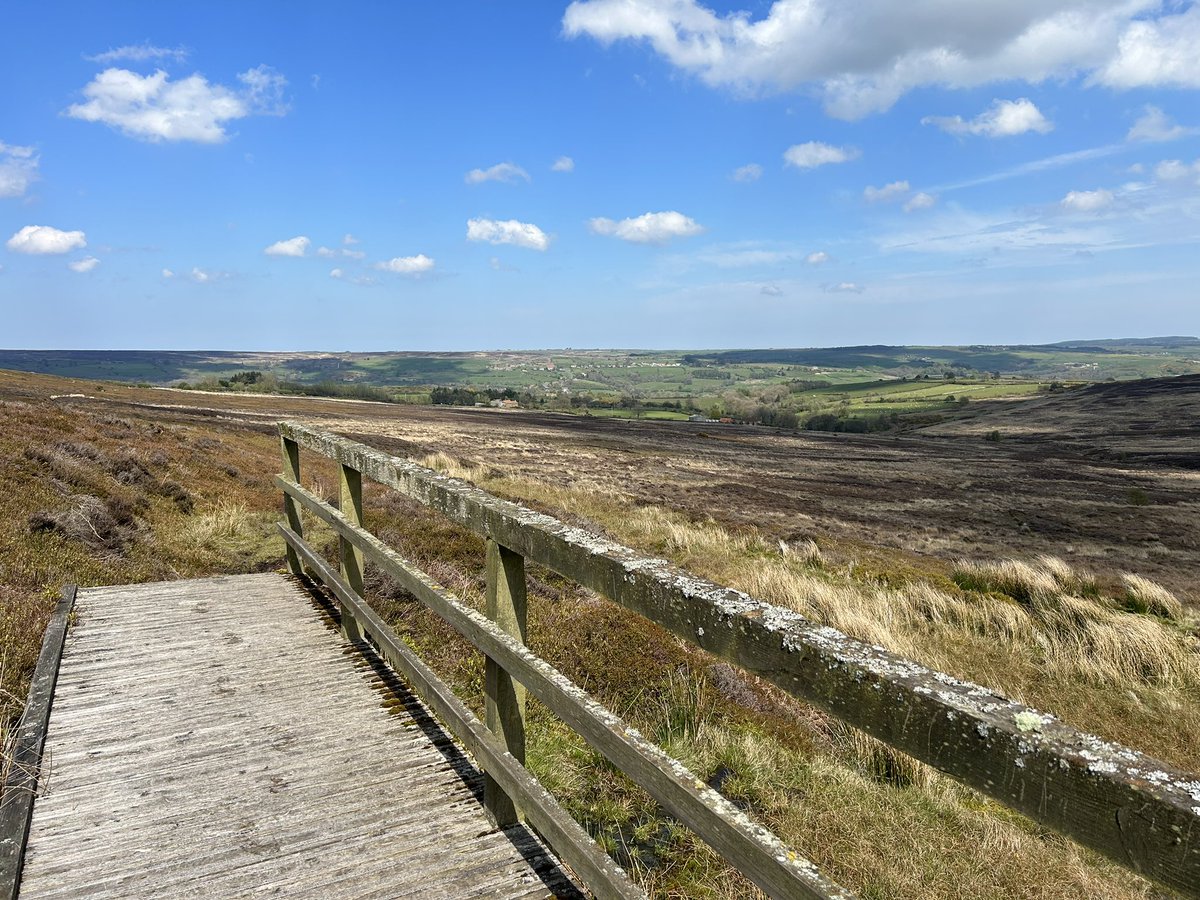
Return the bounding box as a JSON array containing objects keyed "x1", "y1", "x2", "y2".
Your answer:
[
  {"x1": 278, "y1": 478, "x2": 852, "y2": 899},
  {"x1": 280, "y1": 421, "x2": 1200, "y2": 896},
  {"x1": 0, "y1": 585, "x2": 77, "y2": 900},
  {"x1": 279, "y1": 525, "x2": 644, "y2": 900}
]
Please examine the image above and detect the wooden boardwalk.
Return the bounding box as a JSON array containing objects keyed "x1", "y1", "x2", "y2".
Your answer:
[{"x1": 18, "y1": 574, "x2": 579, "y2": 899}]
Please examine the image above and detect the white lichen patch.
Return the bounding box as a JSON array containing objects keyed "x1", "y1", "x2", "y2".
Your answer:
[{"x1": 1013, "y1": 710, "x2": 1046, "y2": 733}]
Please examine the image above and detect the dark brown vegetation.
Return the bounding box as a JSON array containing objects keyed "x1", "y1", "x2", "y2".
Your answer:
[{"x1": 1, "y1": 368, "x2": 1197, "y2": 898}]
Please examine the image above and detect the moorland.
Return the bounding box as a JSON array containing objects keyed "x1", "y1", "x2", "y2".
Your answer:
[
  {"x1": 2, "y1": 336, "x2": 1198, "y2": 431},
  {"x1": 0, "y1": 361, "x2": 1197, "y2": 898}
]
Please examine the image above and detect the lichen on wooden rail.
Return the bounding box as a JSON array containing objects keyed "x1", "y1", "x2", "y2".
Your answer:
[
  {"x1": 277, "y1": 480, "x2": 853, "y2": 900},
  {"x1": 279, "y1": 421, "x2": 1200, "y2": 897},
  {"x1": 277, "y1": 526, "x2": 643, "y2": 900}
]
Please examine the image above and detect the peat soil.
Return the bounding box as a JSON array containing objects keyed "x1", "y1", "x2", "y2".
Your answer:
[{"x1": 4, "y1": 370, "x2": 1195, "y2": 603}]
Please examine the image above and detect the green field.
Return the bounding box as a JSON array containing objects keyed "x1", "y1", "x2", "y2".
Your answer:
[{"x1": 2, "y1": 338, "x2": 1196, "y2": 432}]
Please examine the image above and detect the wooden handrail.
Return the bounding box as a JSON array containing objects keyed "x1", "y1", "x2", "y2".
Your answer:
[
  {"x1": 278, "y1": 421, "x2": 1200, "y2": 897},
  {"x1": 276, "y1": 478, "x2": 851, "y2": 899}
]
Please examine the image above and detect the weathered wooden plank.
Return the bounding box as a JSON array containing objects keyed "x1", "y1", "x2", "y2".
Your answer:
[
  {"x1": 0, "y1": 586, "x2": 76, "y2": 900},
  {"x1": 338, "y1": 462, "x2": 364, "y2": 641},
  {"x1": 280, "y1": 434, "x2": 303, "y2": 576},
  {"x1": 279, "y1": 484, "x2": 854, "y2": 900},
  {"x1": 18, "y1": 575, "x2": 580, "y2": 900},
  {"x1": 279, "y1": 421, "x2": 1200, "y2": 897},
  {"x1": 280, "y1": 527, "x2": 647, "y2": 900},
  {"x1": 485, "y1": 539, "x2": 528, "y2": 827}
]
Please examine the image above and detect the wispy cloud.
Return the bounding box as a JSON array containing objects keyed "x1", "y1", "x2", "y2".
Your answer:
[
  {"x1": 783, "y1": 142, "x2": 859, "y2": 169},
  {"x1": 551, "y1": 156, "x2": 575, "y2": 173},
  {"x1": 68, "y1": 256, "x2": 100, "y2": 273},
  {"x1": 1061, "y1": 189, "x2": 1114, "y2": 213},
  {"x1": 864, "y1": 180, "x2": 909, "y2": 203},
  {"x1": 1127, "y1": 106, "x2": 1195, "y2": 142},
  {"x1": 930, "y1": 143, "x2": 1126, "y2": 193},
  {"x1": 0, "y1": 141, "x2": 38, "y2": 198},
  {"x1": 732, "y1": 163, "x2": 762, "y2": 182},
  {"x1": 85, "y1": 43, "x2": 188, "y2": 65},
  {"x1": 465, "y1": 162, "x2": 530, "y2": 184},
  {"x1": 903, "y1": 192, "x2": 937, "y2": 212}
]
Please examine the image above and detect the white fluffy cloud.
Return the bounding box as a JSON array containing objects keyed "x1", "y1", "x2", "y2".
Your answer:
[
  {"x1": 65, "y1": 65, "x2": 288, "y2": 143},
  {"x1": 732, "y1": 163, "x2": 762, "y2": 182},
  {"x1": 6, "y1": 225, "x2": 87, "y2": 254},
  {"x1": 563, "y1": 1, "x2": 1200, "y2": 118},
  {"x1": 467, "y1": 218, "x2": 550, "y2": 250},
  {"x1": 465, "y1": 162, "x2": 530, "y2": 184},
  {"x1": 85, "y1": 43, "x2": 188, "y2": 65},
  {"x1": 1096, "y1": 5, "x2": 1200, "y2": 88},
  {"x1": 330, "y1": 267, "x2": 344, "y2": 279},
  {"x1": 264, "y1": 235, "x2": 310, "y2": 257},
  {"x1": 1154, "y1": 159, "x2": 1200, "y2": 181},
  {"x1": 162, "y1": 268, "x2": 174, "y2": 278},
  {"x1": 68, "y1": 256, "x2": 100, "y2": 273},
  {"x1": 806, "y1": 250, "x2": 830, "y2": 265},
  {"x1": 589, "y1": 210, "x2": 704, "y2": 243},
  {"x1": 1061, "y1": 189, "x2": 1114, "y2": 212},
  {"x1": 783, "y1": 142, "x2": 859, "y2": 169},
  {"x1": 552, "y1": 156, "x2": 575, "y2": 172},
  {"x1": 903, "y1": 192, "x2": 937, "y2": 212},
  {"x1": 923, "y1": 98, "x2": 1052, "y2": 137},
  {"x1": 1126, "y1": 106, "x2": 1193, "y2": 142},
  {"x1": 375, "y1": 254, "x2": 435, "y2": 274},
  {"x1": 864, "y1": 180, "x2": 910, "y2": 203},
  {"x1": 317, "y1": 245, "x2": 365, "y2": 259},
  {"x1": 0, "y1": 141, "x2": 39, "y2": 199}
]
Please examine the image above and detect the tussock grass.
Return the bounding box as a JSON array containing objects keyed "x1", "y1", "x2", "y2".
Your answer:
[
  {"x1": 406, "y1": 449, "x2": 1191, "y2": 897},
  {"x1": 418, "y1": 451, "x2": 496, "y2": 484},
  {"x1": 1121, "y1": 573, "x2": 1184, "y2": 620}
]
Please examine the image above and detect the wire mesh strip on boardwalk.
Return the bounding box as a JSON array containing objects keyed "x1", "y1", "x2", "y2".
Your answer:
[
  {"x1": 279, "y1": 421, "x2": 1200, "y2": 897},
  {"x1": 277, "y1": 504, "x2": 853, "y2": 900}
]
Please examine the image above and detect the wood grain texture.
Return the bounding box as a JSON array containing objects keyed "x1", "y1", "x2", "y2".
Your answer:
[
  {"x1": 484, "y1": 540, "x2": 528, "y2": 829},
  {"x1": 0, "y1": 586, "x2": 76, "y2": 900},
  {"x1": 18, "y1": 574, "x2": 578, "y2": 899},
  {"x1": 279, "y1": 485, "x2": 853, "y2": 900},
  {"x1": 279, "y1": 421, "x2": 1200, "y2": 897},
  {"x1": 280, "y1": 529, "x2": 645, "y2": 900}
]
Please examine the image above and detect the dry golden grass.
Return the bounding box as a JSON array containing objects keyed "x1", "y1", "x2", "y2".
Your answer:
[
  {"x1": 1121, "y1": 572, "x2": 1184, "y2": 620},
  {"x1": 415, "y1": 449, "x2": 1189, "y2": 898},
  {"x1": 0, "y1": 377, "x2": 1192, "y2": 900}
]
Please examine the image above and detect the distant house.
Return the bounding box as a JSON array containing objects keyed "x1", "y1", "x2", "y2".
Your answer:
[
  {"x1": 489, "y1": 398, "x2": 520, "y2": 409},
  {"x1": 719, "y1": 417, "x2": 734, "y2": 424},
  {"x1": 687, "y1": 414, "x2": 707, "y2": 422}
]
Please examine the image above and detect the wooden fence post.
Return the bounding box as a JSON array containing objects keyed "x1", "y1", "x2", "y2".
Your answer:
[
  {"x1": 339, "y1": 463, "x2": 364, "y2": 642},
  {"x1": 281, "y1": 435, "x2": 302, "y2": 576},
  {"x1": 484, "y1": 539, "x2": 527, "y2": 827}
]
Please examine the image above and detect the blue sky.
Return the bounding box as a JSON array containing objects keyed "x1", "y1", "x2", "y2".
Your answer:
[{"x1": 1, "y1": 1, "x2": 1198, "y2": 350}]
